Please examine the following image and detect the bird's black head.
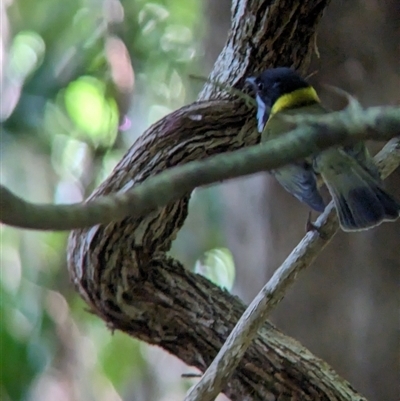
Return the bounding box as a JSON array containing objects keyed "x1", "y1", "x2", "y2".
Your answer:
[
  {"x1": 246, "y1": 67, "x2": 316, "y2": 132},
  {"x1": 246, "y1": 67, "x2": 310, "y2": 107}
]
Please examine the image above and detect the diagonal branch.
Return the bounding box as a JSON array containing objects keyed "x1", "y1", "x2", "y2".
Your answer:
[
  {"x1": 184, "y1": 137, "x2": 400, "y2": 401},
  {"x1": 1, "y1": 104, "x2": 399, "y2": 230}
]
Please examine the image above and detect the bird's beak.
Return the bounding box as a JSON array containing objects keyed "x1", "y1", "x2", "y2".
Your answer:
[
  {"x1": 246, "y1": 76, "x2": 269, "y2": 132},
  {"x1": 245, "y1": 77, "x2": 256, "y2": 91}
]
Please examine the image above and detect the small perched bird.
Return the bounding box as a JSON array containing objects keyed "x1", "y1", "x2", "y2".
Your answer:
[{"x1": 246, "y1": 67, "x2": 400, "y2": 231}]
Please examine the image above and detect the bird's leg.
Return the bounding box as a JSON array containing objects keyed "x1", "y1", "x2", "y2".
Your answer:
[
  {"x1": 305, "y1": 210, "x2": 327, "y2": 239},
  {"x1": 306, "y1": 210, "x2": 320, "y2": 233},
  {"x1": 305, "y1": 210, "x2": 315, "y2": 232}
]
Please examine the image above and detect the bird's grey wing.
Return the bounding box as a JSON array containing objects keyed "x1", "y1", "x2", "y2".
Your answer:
[
  {"x1": 342, "y1": 142, "x2": 381, "y2": 181},
  {"x1": 273, "y1": 163, "x2": 326, "y2": 212}
]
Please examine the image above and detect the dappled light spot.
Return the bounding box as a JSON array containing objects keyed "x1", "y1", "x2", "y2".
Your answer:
[
  {"x1": 138, "y1": 3, "x2": 170, "y2": 35},
  {"x1": 8, "y1": 30, "x2": 45, "y2": 82},
  {"x1": 64, "y1": 76, "x2": 118, "y2": 147},
  {"x1": 1, "y1": 31, "x2": 45, "y2": 120},
  {"x1": 194, "y1": 247, "x2": 236, "y2": 291}
]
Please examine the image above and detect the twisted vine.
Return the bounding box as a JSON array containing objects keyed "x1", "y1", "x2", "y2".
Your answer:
[{"x1": 66, "y1": 1, "x2": 369, "y2": 400}]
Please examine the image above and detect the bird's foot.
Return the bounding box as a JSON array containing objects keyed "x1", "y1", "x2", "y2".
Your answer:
[{"x1": 306, "y1": 211, "x2": 327, "y2": 239}]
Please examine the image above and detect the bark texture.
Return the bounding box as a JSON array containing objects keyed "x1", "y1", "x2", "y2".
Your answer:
[{"x1": 66, "y1": 1, "x2": 369, "y2": 399}]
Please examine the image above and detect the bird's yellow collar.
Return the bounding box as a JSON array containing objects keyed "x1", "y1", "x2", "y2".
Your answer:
[{"x1": 270, "y1": 86, "x2": 320, "y2": 115}]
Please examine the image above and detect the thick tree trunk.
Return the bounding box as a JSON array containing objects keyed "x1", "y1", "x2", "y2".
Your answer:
[{"x1": 66, "y1": 1, "x2": 370, "y2": 399}]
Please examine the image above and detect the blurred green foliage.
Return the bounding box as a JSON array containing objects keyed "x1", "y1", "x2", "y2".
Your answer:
[
  {"x1": 1, "y1": 0, "x2": 236, "y2": 400},
  {"x1": 194, "y1": 247, "x2": 235, "y2": 291}
]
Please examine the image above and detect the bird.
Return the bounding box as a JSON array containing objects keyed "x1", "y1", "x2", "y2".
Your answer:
[{"x1": 246, "y1": 67, "x2": 400, "y2": 232}]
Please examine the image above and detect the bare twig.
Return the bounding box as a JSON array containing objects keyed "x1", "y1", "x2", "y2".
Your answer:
[
  {"x1": 189, "y1": 74, "x2": 256, "y2": 107},
  {"x1": 184, "y1": 137, "x2": 400, "y2": 401},
  {"x1": 1, "y1": 105, "x2": 399, "y2": 231}
]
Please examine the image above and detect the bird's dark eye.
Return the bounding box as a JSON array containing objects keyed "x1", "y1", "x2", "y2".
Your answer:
[{"x1": 257, "y1": 81, "x2": 264, "y2": 91}]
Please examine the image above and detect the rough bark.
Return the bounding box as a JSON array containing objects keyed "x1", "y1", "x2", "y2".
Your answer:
[{"x1": 65, "y1": 1, "x2": 372, "y2": 400}]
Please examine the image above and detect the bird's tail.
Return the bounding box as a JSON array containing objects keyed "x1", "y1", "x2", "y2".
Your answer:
[{"x1": 319, "y1": 152, "x2": 400, "y2": 231}]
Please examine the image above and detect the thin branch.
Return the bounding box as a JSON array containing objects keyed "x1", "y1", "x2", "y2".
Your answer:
[
  {"x1": 1, "y1": 105, "x2": 399, "y2": 230},
  {"x1": 184, "y1": 137, "x2": 400, "y2": 401}
]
